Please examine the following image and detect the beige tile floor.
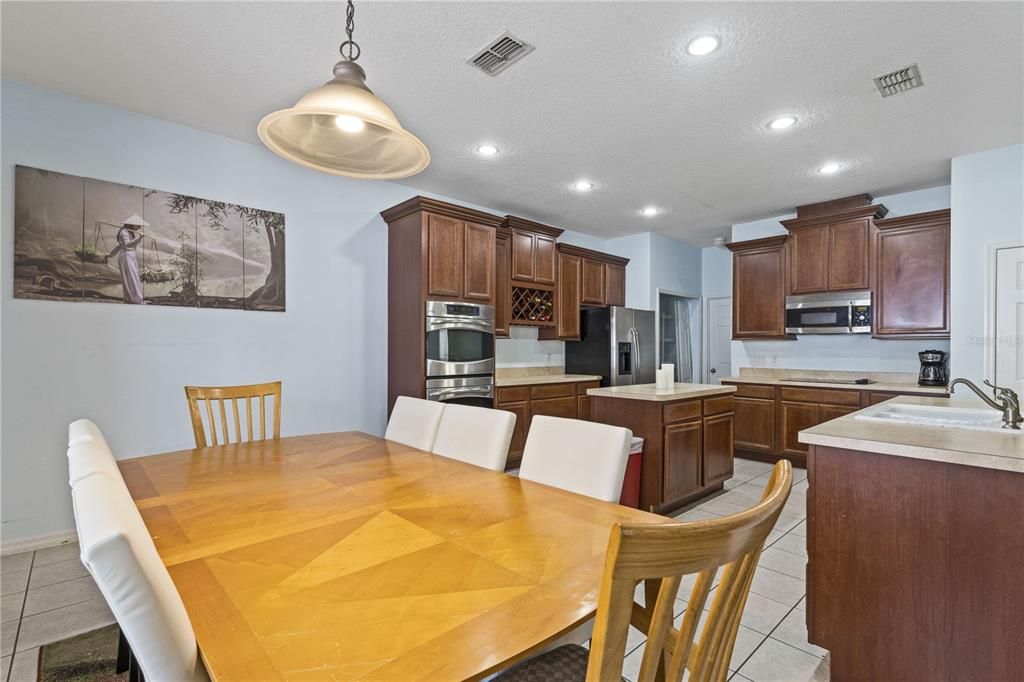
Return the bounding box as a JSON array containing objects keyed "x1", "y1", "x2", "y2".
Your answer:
[{"x1": 0, "y1": 457, "x2": 826, "y2": 682}]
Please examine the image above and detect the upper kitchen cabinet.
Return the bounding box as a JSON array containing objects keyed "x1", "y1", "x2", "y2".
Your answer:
[
  {"x1": 383, "y1": 196, "x2": 500, "y2": 306},
  {"x1": 726, "y1": 235, "x2": 792, "y2": 340},
  {"x1": 557, "y1": 244, "x2": 629, "y2": 307},
  {"x1": 781, "y1": 195, "x2": 888, "y2": 294},
  {"x1": 494, "y1": 227, "x2": 512, "y2": 338},
  {"x1": 504, "y1": 216, "x2": 562, "y2": 285},
  {"x1": 873, "y1": 209, "x2": 951, "y2": 338}
]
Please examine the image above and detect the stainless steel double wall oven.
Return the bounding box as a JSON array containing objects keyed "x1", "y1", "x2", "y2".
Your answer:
[{"x1": 424, "y1": 300, "x2": 495, "y2": 407}]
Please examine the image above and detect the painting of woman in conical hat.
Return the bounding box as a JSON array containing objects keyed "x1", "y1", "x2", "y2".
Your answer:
[
  {"x1": 12, "y1": 165, "x2": 286, "y2": 311},
  {"x1": 106, "y1": 214, "x2": 148, "y2": 304}
]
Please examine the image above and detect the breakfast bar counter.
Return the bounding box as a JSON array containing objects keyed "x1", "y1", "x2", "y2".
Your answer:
[{"x1": 588, "y1": 383, "x2": 736, "y2": 514}]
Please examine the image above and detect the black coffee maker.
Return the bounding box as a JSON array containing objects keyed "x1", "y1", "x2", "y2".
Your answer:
[{"x1": 918, "y1": 350, "x2": 948, "y2": 386}]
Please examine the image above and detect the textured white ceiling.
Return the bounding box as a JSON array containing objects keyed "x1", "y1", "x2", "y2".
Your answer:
[{"x1": 3, "y1": 1, "x2": 1022, "y2": 245}]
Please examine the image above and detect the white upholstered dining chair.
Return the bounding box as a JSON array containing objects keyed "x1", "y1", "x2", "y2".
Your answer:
[
  {"x1": 68, "y1": 418, "x2": 110, "y2": 448},
  {"x1": 66, "y1": 420, "x2": 119, "y2": 486},
  {"x1": 432, "y1": 403, "x2": 516, "y2": 471},
  {"x1": 519, "y1": 416, "x2": 632, "y2": 503},
  {"x1": 70, "y1": 471, "x2": 208, "y2": 682},
  {"x1": 384, "y1": 396, "x2": 446, "y2": 450}
]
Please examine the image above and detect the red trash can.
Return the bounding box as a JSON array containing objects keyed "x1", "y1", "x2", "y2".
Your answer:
[{"x1": 619, "y1": 436, "x2": 644, "y2": 508}]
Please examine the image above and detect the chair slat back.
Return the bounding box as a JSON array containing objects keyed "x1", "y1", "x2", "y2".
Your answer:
[
  {"x1": 184, "y1": 382, "x2": 281, "y2": 448},
  {"x1": 586, "y1": 460, "x2": 793, "y2": 682}
]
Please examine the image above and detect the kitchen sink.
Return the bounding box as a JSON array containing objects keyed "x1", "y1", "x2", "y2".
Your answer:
[{"x1": 854, "y1": 402, "x2": 1022, "y2": 434}]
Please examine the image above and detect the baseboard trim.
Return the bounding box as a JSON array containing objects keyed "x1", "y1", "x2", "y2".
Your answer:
[{"x1": 1, "y1": 530, "x2": 77, "y2": 556}]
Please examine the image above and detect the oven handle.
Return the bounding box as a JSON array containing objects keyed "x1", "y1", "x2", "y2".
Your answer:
[
  {"x1": 426, "y1": 386, "x2": 494, "y2": 402},
  {"x1": 426, "y1": 318, "x2": 495, "y2": 333}
]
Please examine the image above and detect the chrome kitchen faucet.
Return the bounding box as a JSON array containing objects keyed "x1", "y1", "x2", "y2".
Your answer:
[{"x1": 949, "y1": 378, "x2": 1022, "y2": 430}]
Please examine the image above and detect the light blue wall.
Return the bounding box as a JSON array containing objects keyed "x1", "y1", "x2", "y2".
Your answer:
[
  {"x1": 605, "y1": 232, "x2": 654, "y2": 310},
  {"x1": 0, "y1": 81, "x2": 509, "y2": 546},
  {"x1": 950, "y1": 143, "x2": 1024, "y2": 382},
  {"x1": 728, "y1": 185, "x2": 953, "y2": 374},
  {"x1": 652, "y1": 233, "x2": 701, "y2": 298},
  {"x1": 701, "y1": 246, "x2": 732, "y2": 299}
]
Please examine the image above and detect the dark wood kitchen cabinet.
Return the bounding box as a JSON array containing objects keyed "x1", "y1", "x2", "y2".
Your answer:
[
  {"x1": 873, "y1": 209, "x2": 950, "y2": 338},
  {"x1": 726, "y1": 235, "x2": 791, "y2": 340},
  {"x1": 723, "y1": 380, "x2": 948, "y2": 467},
  {"x1": 543, "y1": 244, "x2": 630, "y2": 340},
  {"x1": 555, "y1": 250, "x2": 582, "y2": 339},
  {"x1": 494, "y1": 227, "x2": 511, "y2": 337},
  {"x1": 781, "y1": 197, "x2": 887, "y2": 295},
  {"x1": 663, "y1": 420, "x2": 703, "y2": 501},
  {"x1": 702, "y1": 410, "x2": 735, "y2": 485},
  {"x1": 581, "y1": 258, "x2": 606, "y2": 305},
  {"x1": 778, "y1": 400, "x2": 820, "y2": 459},
  {"x1": 605, "y1": 263, "x2": 626, "y2": 306},
  {"x1": 733, "y1": 396, "x2": 775, "y2": 453},
  {"x1": 382, "y1": 196, "x2": 503, "y2": 412},
  {"x1": 505, "y1": 216, "x2": 562, "y2": 285},
  {"x1": 423, "y1": 213, "x2": 496, "y2": 303}
]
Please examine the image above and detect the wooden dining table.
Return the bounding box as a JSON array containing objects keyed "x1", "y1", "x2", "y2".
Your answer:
[{"x1": 119, "y1": 431, "x2": 666, "y2": 681}]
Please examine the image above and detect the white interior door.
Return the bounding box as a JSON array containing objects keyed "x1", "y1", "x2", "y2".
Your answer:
[
  {"x1": 994, "y1": 245, "x2": 1024, "y2": 395},
  {"x1": 705, "y1": 297, "x2": 732, "y2": 384}
]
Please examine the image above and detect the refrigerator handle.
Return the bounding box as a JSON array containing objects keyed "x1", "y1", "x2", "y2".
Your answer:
[{"x1": 626, "y1": 327, "x2": 634, "y2": 378}]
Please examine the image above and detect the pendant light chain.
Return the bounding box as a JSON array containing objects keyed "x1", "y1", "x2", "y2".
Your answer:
[{"x1": 339, "y1": 0, "x2": 361, "y2": 61}]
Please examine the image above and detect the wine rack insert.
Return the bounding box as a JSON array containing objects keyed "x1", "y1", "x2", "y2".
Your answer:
[{"x1": 511, "y1": 286, "x2": 554, "y2": 326}]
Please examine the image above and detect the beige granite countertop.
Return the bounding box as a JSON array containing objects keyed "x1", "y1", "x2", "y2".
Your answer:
[
  {"x1": 495, "y1": 374, "x2": 603, "y2": 387},
  {"x1": 720, "y1": 368, "x2": 948, "y2": 395},
  {"x1": 587, "y1": 383, "x2": 735, "y2": 402},
  {"x1": 799, "y1": 396, "x2": 1024, "y2": 473}
]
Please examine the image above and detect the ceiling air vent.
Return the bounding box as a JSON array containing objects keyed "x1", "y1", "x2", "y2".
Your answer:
[
  {"x1": 468, "y1": 31, "x2": 535, "y2": 76},
  {"x1": 873, "y1": 63, "x2": 923, "y2": 97}
]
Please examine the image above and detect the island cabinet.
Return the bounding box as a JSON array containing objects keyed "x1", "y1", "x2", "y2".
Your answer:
[
  {"x1": 872, "y1": 209, "x2": 950, "y2": 338},
  {"x1": 590, "y1": 390, "x2": 735, "y2": 514},
  {"x1": 494, "y1": 379, "x2": 600, "y2": 469},
  {"x1": 780, "y1": 197, "x2": 887, "y2": 295},
  {"x1": 382, "y1": 196, "x2": 503, "y2": 412},
  {"x1": 726, "y1": 235, "x2": 791, "y2": 340},
  {"x1": 806, "y1": 444, "x2": 1024, "y2": 680}
]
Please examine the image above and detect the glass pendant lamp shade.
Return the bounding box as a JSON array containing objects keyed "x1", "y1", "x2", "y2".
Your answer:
[{"x1": 258, "y1": 61, "x2": 430, "y2": 180}]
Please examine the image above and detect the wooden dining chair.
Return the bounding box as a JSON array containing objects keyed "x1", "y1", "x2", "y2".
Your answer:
[
  {"x1": 184, "y1": 381, "x2": 281, "y2": 448},
  {"x1": 496, "y1": 460, "x2": 793, "y2": 682}
]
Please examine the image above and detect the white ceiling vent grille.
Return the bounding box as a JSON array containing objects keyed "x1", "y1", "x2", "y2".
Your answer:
[
  {"x1": 873, "y1": 63, "x2": 923, "y2": 97},
  {"x1": 468, "y1": 31, "x2": 535, "y2": 76}
]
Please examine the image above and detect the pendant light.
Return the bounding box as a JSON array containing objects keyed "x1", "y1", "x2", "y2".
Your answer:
[{"x1": 257, "y1": 0, "x2": 429, "y2": 179}]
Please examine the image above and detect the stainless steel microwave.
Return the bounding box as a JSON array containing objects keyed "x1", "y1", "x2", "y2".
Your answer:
[{"x1": 785, "y1": 291, "x2": 871, "y2": 334}]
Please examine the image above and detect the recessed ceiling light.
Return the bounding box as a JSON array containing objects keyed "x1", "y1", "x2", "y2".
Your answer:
[
  {"x1": 686, "y1": 35, "x2": 720, "y2": 56},
  {"x1": 769, "y1": 116, "x2": 797, "y2": 130},
  {"x1": 818, "y1": 162, "x2": 842, "y2": 175},
  {"x1": 640, "y1": 206, "x2": 660, "y2": 217},
  {"x1": 573, "y1": 180, "x2": 594, "y2": 192},
  {"x1": 334, "y1": 114, "x2": 365, "y2": 133},
  {"x1": 475, "y1": 144, "x2": 499, "y2": 157}
]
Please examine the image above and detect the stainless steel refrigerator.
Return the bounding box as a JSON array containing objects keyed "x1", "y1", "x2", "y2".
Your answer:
[{"x1": 565, "y1": 307, "x2": 656, "y2": 386}]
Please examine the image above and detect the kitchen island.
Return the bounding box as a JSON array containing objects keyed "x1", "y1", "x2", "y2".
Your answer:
[
  {"x1": 588, "y1": 383, "x2": 736, "y2": 514},
  {"x1": 800, "y1": 396, "x2": 1024, "y2": 681}
]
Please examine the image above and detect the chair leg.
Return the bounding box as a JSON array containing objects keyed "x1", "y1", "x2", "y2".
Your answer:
[{"x1": 116, "y1": 629, "x2": 130, "y2": 674}]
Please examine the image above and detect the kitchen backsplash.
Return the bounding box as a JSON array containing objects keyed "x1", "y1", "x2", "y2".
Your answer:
[
  {"x1": 733, "y1": 336, "x2": 950, "y2": 374},
  {"x1": 495, "y1": 326, "x2": 565, "y2": 368}
]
